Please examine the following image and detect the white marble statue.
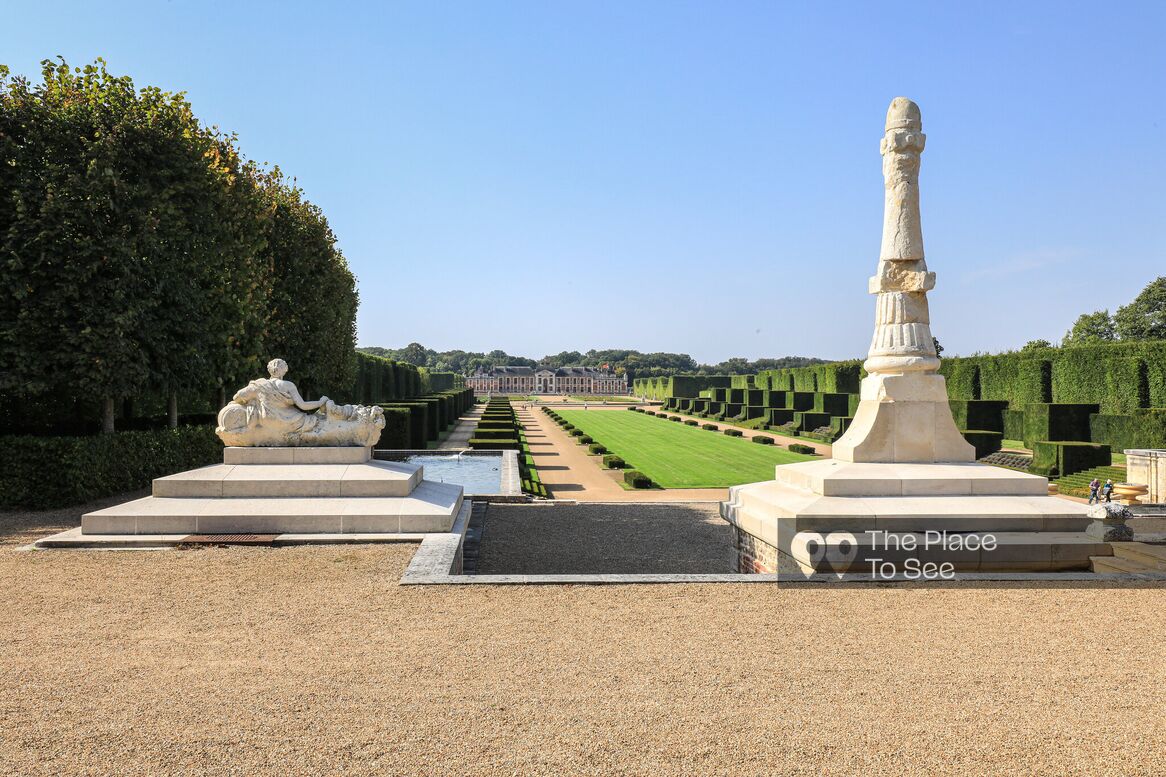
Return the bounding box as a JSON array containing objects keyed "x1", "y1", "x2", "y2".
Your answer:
[{"x1": 216, "y1": 358, "x2": 384, "y2": 447}]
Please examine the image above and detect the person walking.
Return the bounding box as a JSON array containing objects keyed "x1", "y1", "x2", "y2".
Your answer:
[
  {"x1": 1102, "y1": 479, "x2": 1114, "y2": 503},
  {"x1": 1088, "y1": 477, "x2": 1101, "y2": 505}
]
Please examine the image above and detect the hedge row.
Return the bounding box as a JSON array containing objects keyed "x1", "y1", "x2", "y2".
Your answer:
[{"x1": 0, "y1": 426, "x2": 222, "y2": 509}]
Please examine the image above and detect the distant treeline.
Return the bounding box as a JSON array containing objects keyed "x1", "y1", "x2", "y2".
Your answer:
[{"x1": 358, "y1": 343, "x2": 826, "y2": 381}]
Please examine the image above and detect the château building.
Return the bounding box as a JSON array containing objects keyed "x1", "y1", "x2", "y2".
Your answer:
[{"x1": 466, "y1": 366, "x2": 628, "y2": 396}]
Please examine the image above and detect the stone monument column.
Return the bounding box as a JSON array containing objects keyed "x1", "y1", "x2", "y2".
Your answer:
[{"x1": 832, "y1": 97, "x2": 975, "y2": 463}]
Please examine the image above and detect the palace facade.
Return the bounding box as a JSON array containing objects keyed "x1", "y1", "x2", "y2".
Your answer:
[{"x1": 466, "y1": 366, "x2": 628, "y2": 396}]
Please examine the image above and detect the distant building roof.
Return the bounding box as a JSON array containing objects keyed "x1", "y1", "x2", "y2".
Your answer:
[{"x1": 471, "y1": 365, "x2": 622, "y2": 378}]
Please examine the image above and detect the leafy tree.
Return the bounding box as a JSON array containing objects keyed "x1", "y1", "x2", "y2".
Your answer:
[
  {"x1": 257, "y1": 168, "x2": 357, "y2": 399},
  {"x1": 1021, "y1": 339, "x2": 1054, "y2": 352},
  {"x1": 1115, "y1": 277, "x2": 1166, "y2": 341},
  {"x1": 0, "y1": 58, "x2": 268, "y2": 431},
  {"x1": 1063, "y1": 310, "x2": 1117, "y2": 346}
]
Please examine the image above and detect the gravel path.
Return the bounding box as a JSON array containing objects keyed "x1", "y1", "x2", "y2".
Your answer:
[
  {"x1": 478, "y1": 502, "x2": 732, "y2": 574},
  {"x1": 1, "y1": 502, "x2": 1164, "y2": 774}
]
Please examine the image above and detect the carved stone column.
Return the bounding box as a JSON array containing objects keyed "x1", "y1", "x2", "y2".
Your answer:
[{"x1": 832, "y1": 98, "x2": 975, "y2": 463}]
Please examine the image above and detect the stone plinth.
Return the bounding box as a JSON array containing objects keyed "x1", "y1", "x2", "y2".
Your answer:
[
  {"x1": 81, "y1": 447, "x2": 461, "y2": 536},
  {"x1": 723, "y1": 461, "x2": 1096, "y2": 574}
]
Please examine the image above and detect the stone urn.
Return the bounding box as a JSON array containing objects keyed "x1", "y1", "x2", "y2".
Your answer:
[
  {"x1": 1047, "y1": 482, "x2": 1059, "y2": 496},
  {"x1": 1112, "y1": 482, "x2": 1149, "y2": 506}
]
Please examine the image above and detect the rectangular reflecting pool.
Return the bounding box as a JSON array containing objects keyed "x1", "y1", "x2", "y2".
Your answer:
[{"x1": 374, "y1": 450, "x2": 520, "y2": 498}]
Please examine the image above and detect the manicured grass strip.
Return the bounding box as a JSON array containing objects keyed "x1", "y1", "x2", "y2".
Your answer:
[{"x1": 558, "y1": 410, "x2": 813, "y2": 488}]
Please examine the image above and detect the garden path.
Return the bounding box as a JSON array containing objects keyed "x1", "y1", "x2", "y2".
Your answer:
[{"x1": 513, "y1": 405, "x2": 728, "y2": 502}]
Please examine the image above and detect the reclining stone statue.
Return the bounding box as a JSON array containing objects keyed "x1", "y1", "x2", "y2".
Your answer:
[{"x1": 216, "y1": 358, "x2": 385, "y2": 447}]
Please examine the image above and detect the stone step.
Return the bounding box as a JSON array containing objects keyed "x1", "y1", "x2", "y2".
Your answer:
[
  {"x1": 1110, "y1": 542, "x2": 1166, "y2": 571},
  {"x1": 773, "y1": 460, "x2": 1049, "y2": 497},
  {"x1": 1090, "y1": 555, "x2": 1155, "y2": 574},
  {"x1": 82, "y1": 480, "x2": 462, "y2": 535},
  {"x1": 152, "y1": 461, "x2": 422, "y2": 499},
  {"x1": 784, "y1": 531, "x2": 1111, "y2": 574},
  {"x1": 725, "y1": 479, "x2": 1092, "y2": 537}
]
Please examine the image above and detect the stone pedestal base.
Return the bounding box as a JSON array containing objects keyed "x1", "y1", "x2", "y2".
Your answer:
[
  {"x1": 722, "y1": 459, "x2": 1098, "y2": 574},
  {"x1": 832, "y1": 374, "x2": 975, "y2": 463},
  {"x1": 82, "y1": 447, "x2": 462, "y2": 535}
]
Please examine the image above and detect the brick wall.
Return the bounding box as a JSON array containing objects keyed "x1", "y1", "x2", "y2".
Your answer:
[{"x1": 735, "y1": 527, "x2": 779, "y2": 574}]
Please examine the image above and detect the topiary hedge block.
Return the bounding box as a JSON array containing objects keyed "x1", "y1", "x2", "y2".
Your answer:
[
  {"x1": 767, "y1": 409, "x2": 795, "y2": 425},
  {"x1": 788, "y1": 443, "x2": 817, "y2": 455},
  {"x1": 702, "y1": 423, "x2": 718, "y2": 431},
  {"x1": 624, "y1": 469, "x2": 652, "y2": 488},
  {"x1": 949, "y1": 400, "x2": 1009, "y2": 434},
  {"x1": 812, "y1": 392, "x2": 851, "y2": 417},
  {"x1": 602, "y1": 454, "x2": 626, "y2": 469},
  {"x1": 723, "y1": 429, "x2": 743, "y2": 437},
  {"x1": 751, "y1": 435, "x2": 775, "y2": 445},
  {"x1": 962, "y1": 430, "x2": 1003, "y2": 459},
  {"x1": 1031, "y1": 441, "x2": 1110, "y2": 478},
  {"x1": 588, "y1": 443, "x2": 607, "y2": 454},
  {"x1": 1023, "y1": 403, "x2": 1099, "y2": 448},
  {"x1": 1089, "y1": 409, "x2": 1166, "y2": 451}
]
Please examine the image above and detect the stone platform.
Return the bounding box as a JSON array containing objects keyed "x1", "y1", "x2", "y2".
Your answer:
[
  {"x1": 80, "y1": 446, "x2": 463, "y2": 536},
  {"x1": 722, "y1": 460, "x2": 1098, "y2": 573}
]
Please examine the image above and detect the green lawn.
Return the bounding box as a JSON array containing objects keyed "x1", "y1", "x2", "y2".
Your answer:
[
  {"x1": 567, "y1": 395, "x2": 638, "y2": 403},
  {"x1": 557, "y1": 409, "x2": 815, "y2": 488}
]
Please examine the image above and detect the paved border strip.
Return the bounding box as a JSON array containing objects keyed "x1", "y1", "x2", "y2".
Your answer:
[{"x1": 397, "y1": 505, "x2": 1166, "y2": 585}]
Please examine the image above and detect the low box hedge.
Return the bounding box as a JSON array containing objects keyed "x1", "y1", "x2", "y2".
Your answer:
[
  {"x1": 624, "y1": 469, "x2": 652, "y2": 488},
  {"x1": 588, "y1": 443, "x2": 607, "y2": 455},
  {"x1": 579, "y1": 434, "x2": 593, "y2": 444},
  {"x1": 468, "y1": 437, "x2": 520, "y2": 450},
  {"x1": 684, "y1": 419, "x2": 698, "y2": 426},
  {"x1": 702, "y1": 423, "x2": 718, "y2": 431},
  {"x1": 0, "y1": 426, "x2": 221, "y2": 510},
  {"x1": 668, "y1": 416, "x2": 681, "y2": 422},
  {"x1": 723, "y1": 429, "x2": 743, "y2": 437},
  {"x1": 751, "y1": 435, "x2": 775, "y2": 445},
  {"x1": 788, "y1": 443, "x2": 817, "y2": 455},
  {"x1": 570, "y1": 429, "x2": 584, "y2": 437},
  {"x1": 602, "y1": 454, "x2": 626, "y2": 469}
]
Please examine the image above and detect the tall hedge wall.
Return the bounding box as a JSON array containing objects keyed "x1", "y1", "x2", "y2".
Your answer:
[
  {"x1": 351, "y1": 352, "x2": 422, "y2": 404},
  {"x1": 939, "y1": 340, "x2": 1166, "y2": 413}
]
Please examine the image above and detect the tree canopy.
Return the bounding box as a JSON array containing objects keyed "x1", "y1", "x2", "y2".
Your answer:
[{"x1": 0, "y1": 58, "x2": 358, "y2": 431}]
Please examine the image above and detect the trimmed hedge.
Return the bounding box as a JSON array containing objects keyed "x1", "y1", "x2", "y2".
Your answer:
[
  {"x1": 588, "y1": 443, "x2": 607, "y2": 455},
  {"x1": 624, "y1": 470, "x2": 652, "y2": 488},
  {"x1": 578, "y1": 434, "x2": 593, "y2": 444},
  {"x1": 1090, "y1": 409, "x2": 1166, "y2": 451},
  {"x1": 702, "y1": 423, "x2": 719, "y2": 431},
  {"x1": 570, "y1": 429, "x2": 584, "y2": 437},
  {"x1": 602, "y1": 454, "x2": 626, "y2": 469},
  {"x1": 962, "y1": 430, "x2": 1003, "y2": 459},
  {"x1": 684, "y1": 419, "x2": 698, "y2": 426},
  {"x1": 1023, "y1": 403, "x2": 1098, "y2": 448},
  {"x1": 467, "y1": 438, "x2": 519, "y2": 450},
  {"x1": 1031, "y1": 441, "x2": 1111, "y2": 478},
  {"x1": 723, "y1": 429, "x2": 743, "y2": 437},
  {"x1": 751, "y1": 435, "x2": 775, "y2": 445},
  {"x1": 378, "y1": 407, "x2": 412, "y2": 448},
  {"x1": 788, "y1": 443, "x2": 817, "y2": 455},
  {"x1": 0, "y1": 426, "x2": 221, "y2": 509}
]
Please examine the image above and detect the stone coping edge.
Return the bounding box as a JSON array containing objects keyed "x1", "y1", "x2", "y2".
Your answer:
[{"x1": 401, "y1": 570, "x2": 1166, "y2": 586}]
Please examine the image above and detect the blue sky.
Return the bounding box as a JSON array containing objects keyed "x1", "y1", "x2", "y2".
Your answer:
[{"x1": 4, "y1": 1, "x2": 1163, "y2": 363}]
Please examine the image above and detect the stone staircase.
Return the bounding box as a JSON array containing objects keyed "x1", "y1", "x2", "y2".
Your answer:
[
  {"x1": 81, "y1": 446, "x2": 463, "y2": 536},
  {"x1": 1055, "y1": 465, "x2": 1128, "y2": 500},
  {"x1": 1091, "y1": 542, "x2": 1166, "y2": 573}
]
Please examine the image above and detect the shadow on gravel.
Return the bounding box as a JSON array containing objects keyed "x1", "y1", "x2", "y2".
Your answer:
[{"x1": 478, "y1": 502, "x2": 732, "y2": 574}]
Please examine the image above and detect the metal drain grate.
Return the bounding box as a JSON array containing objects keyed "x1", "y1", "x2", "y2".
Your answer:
[{"x1": 182, "y1": 534, "x2": 278, "y2": 545}]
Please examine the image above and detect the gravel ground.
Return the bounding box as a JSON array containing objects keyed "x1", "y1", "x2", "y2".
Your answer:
[
  {"x1": 1, "y1": 500, "x2": 1164, "y2": 775},
  {"x1": 478, "y1": 502, "x2": 733, "y2": 574}
]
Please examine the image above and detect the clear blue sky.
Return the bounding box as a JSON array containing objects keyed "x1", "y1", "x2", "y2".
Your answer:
[{"x1": 4, "y1": 1, "x2": 1163, "y2": 364}]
